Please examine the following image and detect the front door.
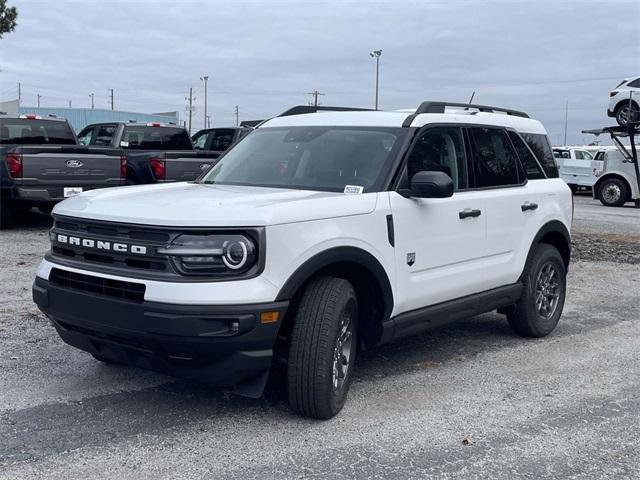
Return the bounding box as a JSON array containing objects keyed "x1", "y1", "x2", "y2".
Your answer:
[{"x1": 390, "y1": 126, "x2": 487, "y2": 315}]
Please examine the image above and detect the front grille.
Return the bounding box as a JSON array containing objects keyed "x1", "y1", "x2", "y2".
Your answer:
[
  {"x1": 50, "y1": 268, "x2": 146, "y2": 302},
  {"x1": 49, "y1": 216, "x2": 175, "y2": 278}
]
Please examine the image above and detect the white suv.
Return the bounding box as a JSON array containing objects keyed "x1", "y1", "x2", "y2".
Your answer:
[
  {"x1": 608, "y1": 77, "x2": 640, "y2": 126},
  {"x1": 33, "y1": 102, "x2": 572, "y2": 419}
]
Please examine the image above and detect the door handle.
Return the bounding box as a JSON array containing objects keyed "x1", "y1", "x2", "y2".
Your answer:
[
  {"x1": 459, "y1": 208, "x2": 482, "y2": 219},
  {"x1": 521, "y1": 202, "x2": 539, "y2": 212}
]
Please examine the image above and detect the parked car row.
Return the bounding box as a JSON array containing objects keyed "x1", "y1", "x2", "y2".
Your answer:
[{"x1": 0, "y1": 115, "x2": 246, "y2": 228}]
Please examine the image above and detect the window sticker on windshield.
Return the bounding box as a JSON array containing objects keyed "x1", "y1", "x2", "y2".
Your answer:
[
  {"x1": 344, "y1": 185, "x2": 364, "y2": 195},
  {"x1": 120, "y1": 141, "x2": 129, "y2": 147}
]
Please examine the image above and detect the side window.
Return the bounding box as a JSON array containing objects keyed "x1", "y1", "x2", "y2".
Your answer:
[
  {"x1": 77, "y1": 126, "x2": 94, "y2": 146},
  {"x1": 627, "y1": 78, "x2": 640, "y2": 88},
  {"x1": 574, "y1": 150, "x2": 584, "y2": 160},
  {"x1": 212, "y1": 129, "x2": 235, "y2": 151},
  {"x1": 406, "y1": 127, "x2": 468, "y2": 190},
  {"x1": 522, "y1": 133, "x2": 559, "y2": 178},
  {"x1": 192, "y1": 132, "x2": 209, "y2": 150},
  {"x1": 507, "y1": 130, "x2": 545, "y2": 179},
  {"x1": 469, "y1": 127, "x2": 520, "y2": 188},
  {"x1": 582, "y1": 150, "x2": 593, "y2": 160},
  {"x1": 94, "y1": 125, "x2": 115, "y2": 146}
]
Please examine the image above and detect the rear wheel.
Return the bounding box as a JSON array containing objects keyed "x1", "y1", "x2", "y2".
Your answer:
[
  {"x1": 287, "y1": 276, "x2": 358, "y2": 419},
  {"x1": 615, "y1": 102, "x2": 639, "y2": 127},
  {"x1": 508, "y1": 244, "x2": 566, "y2": 338},
  {"x1": 598, "y1": 178, "x2": 630, "y2": 207}
]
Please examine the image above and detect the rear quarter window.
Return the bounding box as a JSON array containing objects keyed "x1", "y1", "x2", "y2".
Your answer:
[{"x1": 523, "y1": 133, "x2": 558, "y2": 178}]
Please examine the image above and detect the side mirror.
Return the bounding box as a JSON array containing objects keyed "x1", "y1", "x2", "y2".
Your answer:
[{"x1": 406, "y1": 171, "x2": 454, "y2": 198}]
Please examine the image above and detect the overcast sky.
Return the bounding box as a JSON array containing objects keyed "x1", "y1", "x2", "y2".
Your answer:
[{"x1": 1, "y1": 0, "x2": 638, "y2": 144}]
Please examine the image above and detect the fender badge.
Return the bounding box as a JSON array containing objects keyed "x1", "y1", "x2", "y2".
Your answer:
[{"x1": 406, "y1": 252, "x2": 415, "y2": 266}]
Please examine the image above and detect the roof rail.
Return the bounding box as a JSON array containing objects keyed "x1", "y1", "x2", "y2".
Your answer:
[
  {"x1": 415, "y1": 101, "x2": 529, "y2": 118},
  {"x1": 278, "y1": 105, "x2": 374, "y2": 117}
]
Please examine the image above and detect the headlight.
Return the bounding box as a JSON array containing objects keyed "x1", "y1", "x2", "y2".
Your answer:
[{"x1": 158, "y1": 233, "x2": 257, "y2": 276}]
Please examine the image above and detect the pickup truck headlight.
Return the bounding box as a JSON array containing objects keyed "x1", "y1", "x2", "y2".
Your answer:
[{"x1": 158, "y1": 233, "x2": 257, "y2": 276}]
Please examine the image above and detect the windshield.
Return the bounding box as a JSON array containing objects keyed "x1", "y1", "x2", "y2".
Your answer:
[
  {"x1": 0, "y1": 118, "x2": 76, "y2": 145},
  {"x1": 200, "y1": 126, "x2": 406, "y2": 192}
]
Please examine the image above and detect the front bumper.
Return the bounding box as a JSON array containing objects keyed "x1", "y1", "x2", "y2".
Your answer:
[{"x1": 32, "y1": 276, "x2": 289, "y2": 396}]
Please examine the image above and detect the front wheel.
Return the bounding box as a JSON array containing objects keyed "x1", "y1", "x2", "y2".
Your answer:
[
  {"x1": 287, "y1": 277, "x2": 358, "y2": 419},
  {"x1": 508, "y1": 244, "x2": 566, "y2": 338},
  {"x1": 598, "y1": 178, "x2": 630, "y2": 207}
]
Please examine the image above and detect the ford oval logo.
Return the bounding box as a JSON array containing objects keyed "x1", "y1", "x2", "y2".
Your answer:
[{"x1": 66, "y1": 159, "x2": 83, "y2": 168}]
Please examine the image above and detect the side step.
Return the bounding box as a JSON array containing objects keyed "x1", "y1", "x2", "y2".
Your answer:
[{"x1": 390, "y1": 283, "x2": 523, "y2": 340}]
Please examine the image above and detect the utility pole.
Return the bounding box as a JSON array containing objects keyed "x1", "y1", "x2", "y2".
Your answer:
[
  {"x1": 186, "y1": 87, "x2": 194, "y2": 134},
  {"x1": 563, "y1": 100, "x2": 569, "y2": 145},
  {"x1": 307, "y1": 90, "x2": 325, "y2": 107},
  {"x1": 200, "y1": 75, "x2": 209, "y2": 130},
  {"x1": 109, "y1": 89, "x2": 114, "y2": 110},
  {"x1": 369, "y1": 49, "x2": 382, "y2": 110},
  {"x1": 235, "y1": 105, "x2": 239, "y2": 126},
  {"x1": 37, "y1": 94, "x2": 42, "y2": 108},
  {"x1": 89, "y1": 93, "x2": 95, "y2": 109},
  {"x1": 17, "y1": 82, "x2": 21, "y2": 104},
  {"x1": 206, "y1": 115, "x2": 211, "y2": 128},
  {"x1": 68, "y1": 100, "x2": 72, "y2": 108}
]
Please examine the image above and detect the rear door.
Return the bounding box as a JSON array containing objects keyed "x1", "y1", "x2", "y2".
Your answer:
[
  {"x1": 390, "y1": 125, "x2": 487, "y2": 313},
  {"x1": 468, "y1": 126, "x2": 543, "y2": 289}
]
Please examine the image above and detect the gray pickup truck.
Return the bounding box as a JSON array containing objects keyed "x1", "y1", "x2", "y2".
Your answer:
[
  {"x1": 77, "y1": 122, "x2": 222, "y2": 184},
  {"x1": 1, "y1": 114, "x2": 125, "y2": 228}
]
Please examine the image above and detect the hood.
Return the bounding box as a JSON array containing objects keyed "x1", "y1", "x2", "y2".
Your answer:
[{"x1": 52, "y1": 182, "x2": 378, "y2": 227}]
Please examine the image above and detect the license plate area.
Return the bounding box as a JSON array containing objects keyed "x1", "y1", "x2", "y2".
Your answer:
[{"x1": 64, "y1": 187, "x2": 83, "y2": 197}]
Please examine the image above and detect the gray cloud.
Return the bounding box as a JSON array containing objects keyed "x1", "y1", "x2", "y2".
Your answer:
[{"x1": 1, "y1": 0, "x2": 638, "y2": 143}]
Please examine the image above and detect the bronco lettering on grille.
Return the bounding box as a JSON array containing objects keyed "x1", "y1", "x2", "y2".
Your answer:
[{"x1": 56, "y1": 234, "x2": 147, "y2": 255}]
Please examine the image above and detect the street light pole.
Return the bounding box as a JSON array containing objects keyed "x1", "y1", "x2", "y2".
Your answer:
[
  {"x1": 201, "y1": 75, "x2": 209, "y2": 129},
  {"x1": 369, "y1": 49, "x2": 382, "y2": 110}
]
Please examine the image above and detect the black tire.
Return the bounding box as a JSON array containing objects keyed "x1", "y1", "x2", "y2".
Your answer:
[
  {"x1": 568, "y1": 184, "x2": 578, "y2": 194},
  {"x1": 91, "y1": 353, "x2": 122, "y2": 365},
  {"x1": 598, "y1": 178, "x2": 630, "y2": 207},
  {"x1": 615, "y1": 102, "x2": 639, "y2": 127},
  {"x1": 0, "y1": 203, "x2": 13, "y2": 230},
  {"x1": 508, "y1": 243, "x2": 566, "y2": 338},
  {"x1": 287, "y1": 276, "x2": 358, "y2": 419}
]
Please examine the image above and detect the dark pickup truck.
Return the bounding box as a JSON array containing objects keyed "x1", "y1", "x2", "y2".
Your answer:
[
  {"x1": 77, "y1": 122, "x2": 222, "y2": 184},
  {"x1": 1, "y1": 115, "x2": 125, "y2": 228}
]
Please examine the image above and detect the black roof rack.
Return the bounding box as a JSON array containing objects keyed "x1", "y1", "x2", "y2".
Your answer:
[
  {"x1": 415, "y1": 101, "x2": 529, "y2": 118},
  {"x1": 278, "y1": 105, "x2": 374, "y2": 117}
]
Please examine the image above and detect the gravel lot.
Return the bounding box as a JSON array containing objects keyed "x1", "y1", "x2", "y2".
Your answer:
[{"x1": 1, "y1": 199, "x2": 639, "y2": 479}]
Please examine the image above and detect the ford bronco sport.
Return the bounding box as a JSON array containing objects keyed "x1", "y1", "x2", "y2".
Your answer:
[{"x1": 33, "y1": 102, "x2": 572, "y2": 419}]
